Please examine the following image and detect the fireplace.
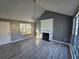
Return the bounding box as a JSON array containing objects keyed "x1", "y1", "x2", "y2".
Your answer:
[
  {"x1": 41, "y1": 30, "x2": 53, "y2": 41},
  {"x1": 42, "y1": 33, "x2": 49, "y2": 41},
  {"x1": 41, "y1": 18, "x2": 53, "y2": 41}
]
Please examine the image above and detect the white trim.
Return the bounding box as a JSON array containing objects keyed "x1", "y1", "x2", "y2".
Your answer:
[
  {"x1": 76, "y1": 12, "x2": 79, "y2": 17},
  {"x1": 10, "y1": 36, "x2": 33, "y2": 43},
  {"x1": 0, "y1": 36, "x2": 33, "y2": 46},
  {"x1": 51, "y1": 40, "x2": 70, "y2": 45},
  {"x1": 70, "y1": 45, "x2": 74, "y2": 59},
  {"x1": 0, "y1": 41, "x2": 11, "y2": 46},
  {"x1": 70, "y1": 45, "x2": 77, "y2": 59}
]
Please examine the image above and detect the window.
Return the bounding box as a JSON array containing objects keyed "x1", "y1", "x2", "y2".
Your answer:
[
  {"x1": 25, "y1": 24, "x2": 32, "y2": 34},
  {"x1": 20, "y1": 23, "x2": 32, "y2": 34}
]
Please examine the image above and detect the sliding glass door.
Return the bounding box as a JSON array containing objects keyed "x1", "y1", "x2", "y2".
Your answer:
[
  {"x1": 71, "y1": 16, "x2": 79, "y2": 59},
  {"x1": 77, "y1": 23, "x2": 79, "y2": 58}
]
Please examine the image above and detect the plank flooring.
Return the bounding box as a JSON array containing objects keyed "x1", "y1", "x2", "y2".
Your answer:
[{"x1": 0, "y1": 37, "x2": 71, "y2": 59}]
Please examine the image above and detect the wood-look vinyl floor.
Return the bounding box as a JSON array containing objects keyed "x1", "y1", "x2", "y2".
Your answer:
[{"x1": 0, "y1": 37, "x2": 71, "y2": 59}]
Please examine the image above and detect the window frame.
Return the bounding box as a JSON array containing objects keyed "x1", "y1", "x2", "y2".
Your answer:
[{"x1": 20, "y1": 23, "x2": 32, "y2": 34}]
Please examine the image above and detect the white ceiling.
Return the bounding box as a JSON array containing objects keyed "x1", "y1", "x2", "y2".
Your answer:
[
  {"x1": 36, "y1": 0, "x2": 79, "y2": 16},
  {"x1": 0, "y1": 0, "x2": 79, "y2": 22},
  {"x1": 0, "y1": 0, "x2": 45, "y2": 22}
]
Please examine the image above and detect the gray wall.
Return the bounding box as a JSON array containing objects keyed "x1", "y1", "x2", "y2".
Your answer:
[
  {"x1": 0, "y1": 18, "x2": 35, "y2": 41},
  {"x1": 39, "y1": 11, "x2": 73, "y2": 43}
]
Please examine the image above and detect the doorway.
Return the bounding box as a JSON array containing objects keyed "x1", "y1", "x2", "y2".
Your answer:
[{"x1": 0, "y1": 21, "x2": 11, "y2": 45}]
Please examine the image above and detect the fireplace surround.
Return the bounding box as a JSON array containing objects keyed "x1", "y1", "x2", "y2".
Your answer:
[
  {"x1": 41, "y1": 29, "x2": 53, "y2": 41},
  {"x1": 40, "y1": 19, "x2": 53, "y2": 41}
]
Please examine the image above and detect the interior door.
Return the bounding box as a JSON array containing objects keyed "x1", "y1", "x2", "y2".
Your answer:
[{"x1": 0, "y1": 21, "x2": 11, "y2": 45}]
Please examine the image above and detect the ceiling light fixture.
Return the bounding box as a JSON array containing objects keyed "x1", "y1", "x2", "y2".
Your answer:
[{"x1": 33, "y1": 0, "x2": 37, "y2": 21}]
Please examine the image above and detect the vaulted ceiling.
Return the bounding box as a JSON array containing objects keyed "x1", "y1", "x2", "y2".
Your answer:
[
  {"x1": 0, "y1": 0, "x2": 79, "y2": 22},
  {"x1": 36, "y1": 0, "x2": 79, "y2": 16},
  {"x1": 0, "y1": 0, "x2": 45, "y2": 22}
]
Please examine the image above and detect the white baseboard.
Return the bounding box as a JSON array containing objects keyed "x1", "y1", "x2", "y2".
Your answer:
[
  {"x1": 51, "y1": 40, "x2": 70, "y2": 45},
  {"x1": 11, "y1": 36, "x2": 33, "y2": 43},
  {"x1": 0, "y1": 41, "x2": 11, "y2": 46},
  {"x1": 51, "y1": 40, "x2": 75, "y2": 59},
  {"x1": 0, "y1": 36, "x2": 33, "y2": 46}
]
